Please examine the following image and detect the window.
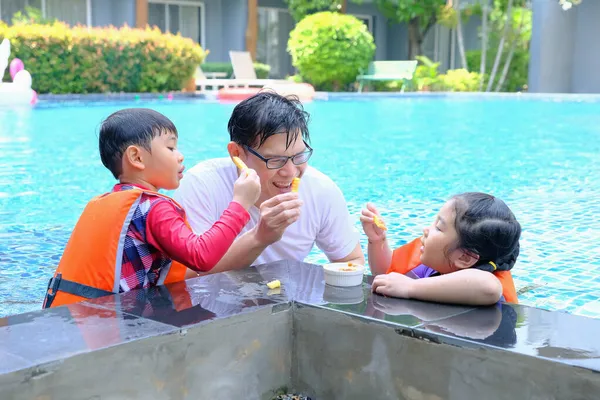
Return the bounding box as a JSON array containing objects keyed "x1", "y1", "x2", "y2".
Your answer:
[
  {"x1": 352, "y1": 14, "x2": 374, "y2": 38},
  {"x1": 0, "y1": 0, "x2": 90, "y2": 26},
  {"x1": 0, "y1": 0, "x2": 42, "y2": 23},
  {"x1": 45, "y1": 0, "x2": 90, "y2": 26},
  {"x1": 257, "y1": 8, "x2": 280, "y2": 77},
  {"x1": 148, "y1": 0, "x2": 205, "y2": 48},
  {"x1": 257, "y1": 7, "x2": 294, "y2": 78}
]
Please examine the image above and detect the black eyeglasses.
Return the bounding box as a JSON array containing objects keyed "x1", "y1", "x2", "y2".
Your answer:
[{"x1": 243, "y1": 141, "x2": 313, "y2": 169}]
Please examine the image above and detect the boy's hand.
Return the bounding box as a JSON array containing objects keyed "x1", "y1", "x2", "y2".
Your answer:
[
  {"x1": 360, "y1": 202, "x2": 387, "y2": 243},
  {"x1": 232, "y1": 168, "x2": 261, "y2": 210},
  {"x1": 372, "y1": 272, "x2": 414, "y2": 299}
]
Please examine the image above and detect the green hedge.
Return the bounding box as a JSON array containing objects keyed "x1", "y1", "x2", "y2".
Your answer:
[
  {"x1": 201, "y1": 61, "x2": 271, "y2": 79},
  {"x1": 0, "y1": 22, "x2": 205, "y2": 94}
]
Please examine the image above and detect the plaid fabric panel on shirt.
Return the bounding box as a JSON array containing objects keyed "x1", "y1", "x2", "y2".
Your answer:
[{"x1": 114, "y1": 185, "x2": 173, "y2": 292}]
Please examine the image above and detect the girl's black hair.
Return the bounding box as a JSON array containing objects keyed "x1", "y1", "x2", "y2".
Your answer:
[{"x1": 451, "y1": 192, "x2": 521, "y2": 272}]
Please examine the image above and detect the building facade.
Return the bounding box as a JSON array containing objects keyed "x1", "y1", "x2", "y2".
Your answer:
[
  {"x1": 1, "y1": 0, "x2": 482, "y2": 79},
  {"x1": 529, "y1": 0, "x2": 600, "y2": 93}
]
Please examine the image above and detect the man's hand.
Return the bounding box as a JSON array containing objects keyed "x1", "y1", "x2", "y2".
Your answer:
[{"x1": 253, "y1": 192, "x2": 303, "y2": 246}]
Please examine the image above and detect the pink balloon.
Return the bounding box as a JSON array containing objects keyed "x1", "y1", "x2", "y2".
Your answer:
[
  {"x1": 9, "y1": 58, "x2": 24, "y2": 80},
  {"x1": 30, "y1": 90, "x2": 38, "y2": 106}
]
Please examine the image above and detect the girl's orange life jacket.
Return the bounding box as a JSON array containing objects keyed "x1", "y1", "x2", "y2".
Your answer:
[{"x1": 386, "y1": 238, "x2": 518, "y2": 303}]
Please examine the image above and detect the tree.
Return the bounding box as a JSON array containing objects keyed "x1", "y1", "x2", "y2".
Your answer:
[
  {"x1": 285, "y1": 0, "x2": 343, "y2": 22},
  {"x1": 373, "y1": 0, "x2": 456, "y2": 59},
  {"x1": 486, "y1": 0, "x2": 513, "y2": 91},
  {"x1": 495, "y1": 5, "x2": 527, "y2": 91},
  {"x1": 478, "y1": 0, "x2": 490, "y2": 90},
  {"x1": 454, "y1": 0, "x2": 467, "y2": 69}
]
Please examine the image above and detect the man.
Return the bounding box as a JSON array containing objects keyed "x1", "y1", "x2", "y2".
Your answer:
[{"x1": 173, "y1": 92, "x2": 364, "y2": 273}]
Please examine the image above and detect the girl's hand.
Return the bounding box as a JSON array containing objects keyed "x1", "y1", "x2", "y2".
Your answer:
[
  {"x1": 372, "y1": 272, "x2": 414, "y2": 299},
  {"x1": 360, "y1": 202, "x2": 387, "y2": 243}
]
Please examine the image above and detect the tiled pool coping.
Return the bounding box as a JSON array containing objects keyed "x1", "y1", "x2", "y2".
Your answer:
[
  {"x1": 33, "y1": 91, "x2": 600, "y2": 104},
  {"x1": 1, "y1": 260, "x2": 599, "y2": 376},
  {"x1": 37, "y1": 92, "x2": 204, "y2": 102}
]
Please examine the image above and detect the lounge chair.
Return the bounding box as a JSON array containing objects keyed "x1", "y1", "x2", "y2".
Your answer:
[
  {"x1": 356, "y1": 60, "x2": 418, "y2": 93},
  {"x1": 229, "y1": 51, "x2": 288, "y2": 86},
  {"x1": 195, "y1": 66, "x2": 243, "y2": 91}
]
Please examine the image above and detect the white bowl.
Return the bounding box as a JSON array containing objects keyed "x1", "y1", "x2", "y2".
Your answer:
[{"x1": 323, "y1": 262, "x2": 365, "y2": 287}]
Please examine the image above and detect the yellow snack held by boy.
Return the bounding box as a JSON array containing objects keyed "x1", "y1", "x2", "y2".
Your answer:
[
  {"x1": 291, "y1": 177, "x2": 300, "y2": 192},
  {"x1": 232, "y1": 156, "x2": 248, "y2": 171},
  {"x1": 373, "y1": 215, "x2": 387, "y2": 231}
]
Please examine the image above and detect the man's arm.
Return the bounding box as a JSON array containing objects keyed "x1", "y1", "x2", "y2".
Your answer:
[{"x1": 330, "y1": 242, "x2": 365, "y2": 265}]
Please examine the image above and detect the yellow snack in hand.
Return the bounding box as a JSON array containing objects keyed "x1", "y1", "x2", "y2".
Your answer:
[
  {"x1": 291, "y1": 177, "x2": 300, "y2": 192},
  {"x1": 232, "y1": 156, "x2": 248, "y2": 171},
  {"x1": 266, "y1": 280, "x2": 281, "y2": 289},
  {"x1": 373, "y1": 215, "x2": 387, "y2": 231}
]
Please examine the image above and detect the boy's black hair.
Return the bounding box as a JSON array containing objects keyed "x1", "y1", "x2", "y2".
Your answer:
[
  {"x1": 227, "y1": 91, "x2": 310, "y2": 150},
  {"x1": 450, "y1": 192, "x2": 522, "y2": 272},
  {"x1": 99, "y1": 108, "x2": 177, "y2": 179}
]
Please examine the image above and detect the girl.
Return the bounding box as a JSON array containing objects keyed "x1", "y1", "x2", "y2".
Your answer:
[{"x1": 361, "y1": 192, "x2": 521, "y2": 306}]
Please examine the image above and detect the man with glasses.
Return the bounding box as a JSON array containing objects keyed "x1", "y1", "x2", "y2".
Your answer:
[{"x1": 173, "y1": 92, "x2": 364, "y2": 274}]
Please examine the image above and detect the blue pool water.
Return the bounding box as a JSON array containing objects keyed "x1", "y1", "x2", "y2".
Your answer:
[{"x1": 1, "y1": 96, "x2": 599, "y2": 318}]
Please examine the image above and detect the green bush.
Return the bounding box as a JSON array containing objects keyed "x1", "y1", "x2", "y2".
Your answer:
[
  {"x1": 0, "y1": 22, "x2": 205, "y2": 94},
  {"x1": 409, "y1": 55, "x2": 442, "y2": 91},
  {"x1": 467, "y1": 48, "x2": 528, "y2": 92},
  {"x1": 434, "y1": 69, "x2": 481, "y2": 92},
  {"x1": 286, "y1": 74, "x2": 304, "y2": 83},
  {"x1": 288, "y1": 11, "x2": 375, "y2": 91},
  {"x1": 201, "y1": 61, "x2": 270, "y2": 79}
]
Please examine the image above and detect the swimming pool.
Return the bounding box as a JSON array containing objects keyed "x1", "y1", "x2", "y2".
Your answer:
[{"x1": 1, "y1": 95, "x2": 599, "y2": 318}]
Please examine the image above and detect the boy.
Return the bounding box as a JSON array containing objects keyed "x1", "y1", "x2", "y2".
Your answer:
[{"x1": 43, "y1": 108, "x2": 261, "y2": 308}]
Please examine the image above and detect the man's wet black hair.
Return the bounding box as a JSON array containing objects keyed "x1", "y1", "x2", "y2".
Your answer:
[
  {"x1": 99, "y1": 108, "x2": 177, "y2": 179},
  {"x1": 227, "y1": 91, "x2": 310, "y2": 150}
]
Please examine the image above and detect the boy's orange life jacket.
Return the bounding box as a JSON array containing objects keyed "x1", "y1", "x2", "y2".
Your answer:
[
  {"x1": 386, "y1": 238, "x2": 518, "y2": 303},
  {"x1": 43, "y1": 189, "x2": 189, "y2": 308}
]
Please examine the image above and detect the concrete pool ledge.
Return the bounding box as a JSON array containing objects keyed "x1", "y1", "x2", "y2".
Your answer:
[{"x1": 1, "y1": 261, "x2": 599, "y2": 399}]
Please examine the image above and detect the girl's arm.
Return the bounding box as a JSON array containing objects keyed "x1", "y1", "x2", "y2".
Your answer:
[
  {"x1": 372, "y1": 268, "x2": 502, "y2": 306},
  {"x1": 360, "y1": 203, "x2": 392, "y2": 274},
  {"x1": 368, "y1": 238, "x2": 393, "y2": 275}
]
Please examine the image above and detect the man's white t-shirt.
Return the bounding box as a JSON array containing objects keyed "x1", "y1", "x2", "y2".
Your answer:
[{"x1": 173, "y1": 158, "x2": 360, "y2": 266}]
